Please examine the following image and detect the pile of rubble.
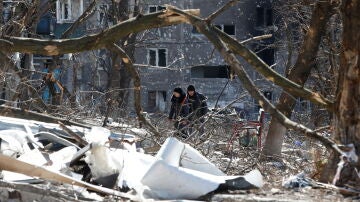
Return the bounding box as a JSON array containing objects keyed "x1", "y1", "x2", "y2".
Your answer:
[{"x1": 0, "y1": 115, "x2": 263, "y2": 201}]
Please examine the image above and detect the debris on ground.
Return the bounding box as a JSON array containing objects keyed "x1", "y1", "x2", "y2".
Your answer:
[
  {"x1": 282, "y1": 172, "x2": 314, "y2": 188},
  {"x1": 0, "y1": 115, "x2": 263, "y2": 201}
]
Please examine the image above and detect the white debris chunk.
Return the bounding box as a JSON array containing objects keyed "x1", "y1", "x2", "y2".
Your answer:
[
  {"x1": 85, "y1": 137, "x2": 264, "y2": 200},
  {"x1": 0, "y1": 134, "x2": 24, "y2": 157},
  {"x1": 0, "y1": 130, "x2": 42, "y2": 154},
  {"x1": 85, "y1": 142, "x2": 121, "y2": 179},
  {"x1": 0, "y1": 115, "x2": 264, "y2": 201},
  {"x1": 2, "y1": 149, "x2": 48, "y2": 181},
  {"x1": 84, "y1": 127, "x2": 111, "y2": 145},
  {"x1": 48, "y1": 146, "x2": 78, "y2": 172},
  {"x1": 141, "y1": 160, "x2": 223, "y2": 199}
]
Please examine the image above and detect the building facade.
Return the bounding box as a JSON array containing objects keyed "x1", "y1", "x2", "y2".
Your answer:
[
  {"x1": 1, "y1": 0, "x2": 310, "y2": 119},
  {"x1": 135, "y1": 0, "x2": 280, "y2": 119}
]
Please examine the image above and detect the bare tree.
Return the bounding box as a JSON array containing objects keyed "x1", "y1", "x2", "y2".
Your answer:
[
  {"x1": 102, "y1": 0, "x2": 139, "y2": 126},
  {"x1": 0, "y1": 0, "x2": 359, "y2": 185},
  {"x1": 262, "y1": 0, "x2": 337, "y2": 156}
]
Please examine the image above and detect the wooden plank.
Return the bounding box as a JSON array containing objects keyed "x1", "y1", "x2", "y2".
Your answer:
[{"x1": 0, "y1": 153, "x2": 136, "y2": 200}]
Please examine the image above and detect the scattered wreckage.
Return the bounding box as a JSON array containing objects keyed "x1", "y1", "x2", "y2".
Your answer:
[{"x1": 0, "y1": 115, "x2": 263, "y2": 201}]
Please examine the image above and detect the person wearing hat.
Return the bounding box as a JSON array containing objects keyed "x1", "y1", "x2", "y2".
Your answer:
[
  {"x1": 169, "y1": 87, "x2": 190, "y2": 138},
  {"x1": 187, "y1": 85, "x2": 208, "y2": 135}
]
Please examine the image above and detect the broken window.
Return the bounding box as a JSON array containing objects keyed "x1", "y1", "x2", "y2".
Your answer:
[
  {"x1": 158, "y1": 6, "x2": 166, "y2": 11},
  {"x1": 148, "y1": 49, "x2": 157, "y2": 66},
  {"x1": 158, "y1": 49, "x2": 166, "y2": 67},
  {"x1": 56, "y1": 0, "x2": 84, "y2": 23},
  {"x1": 98, "y1": 4, "x2": 110, "y2": 27},
  {"x1": 265, "y1": 9, "x2": 273, "y2": 26},
  {"x1": 36, "y1": 13, "x2": 54, "y2": 35},
  {"x1": 263, "y1": 91, "x2": 272, "y2": 101},
  {"x1": 191, "y1": 66, "x2": 230, "y2": 78},
  {"x1": 258, "y1": 48, "x2": 274, "y2": 66},
  {"x1": 296, "y1": 97, "x2": 311, "y2": 112},
  {"x1": 148, "y1": 5, "x2": 166, "y2": 13},
  {"x1": 148, "y1": 91, "x2": 167, "y2": 112},
  {"x1": 215, "y1": 25, "x2": 235, "y2": 35},
  {"x1": 215, "y1": 25, "x2": 222, "y2": 30},
  {"x1": 147, "y1": 48, "x2": 167, "y2": 67},
  {"x1": 256, "y1": 6, "x2": 273, "y2": 27},
  {"x1": 97, "y1": 49, "x2": 110, "y2": 71},
  {"x1": 149, "y1": 6, "x2": 157, "y2": 13},
  {"x1": 256, "y1": 7, "x2": 264, "y2": 27},
  {"x1": 2, "y1": 3, "x2": 12, "y2": 22},
  {"x1": 223, "y1": 25, "x2": 235, "y2": 35},
  {"x1": 148, "y1": 91, "x2": 156, "y2": 109},
  {"x1": 56, "y1": 0, "x2": 71, "y2": 21}
]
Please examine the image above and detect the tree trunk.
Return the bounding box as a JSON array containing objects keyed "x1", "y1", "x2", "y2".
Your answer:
[
  {"x1": 110, "y1": 0, "x2": 138, "y2": 109},
  {"x1": 262, "y1": 1, "x2": 335, "y2": 156},
  {"x1": 103, "y1": 0, "x2": 138, "y2": 125},
  {"x1": 321, "y1": 0, "x2": 360, "y2": 183}
]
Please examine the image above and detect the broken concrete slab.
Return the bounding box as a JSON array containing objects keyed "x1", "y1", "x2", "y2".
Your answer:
[
  {"x1": 0, "y1": 153, "x2": 136, "y2": 200},
  {"x1": 85, "y1": 137, "x2": 263, "y2": 200},
  {"x1": 34, "y1": 131, "x2": 80, "y2": 149},
  {"x1": 0, "y1": 114, "x2": 263, "y2": 201}
]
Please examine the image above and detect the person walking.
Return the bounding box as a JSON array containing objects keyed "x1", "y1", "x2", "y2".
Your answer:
[
  {"x1": 169, "y1": 87, "x2": 190, "y2": 138},
  {"x1": 187, "y1": 85, "x2": 208, "y2": 135}
]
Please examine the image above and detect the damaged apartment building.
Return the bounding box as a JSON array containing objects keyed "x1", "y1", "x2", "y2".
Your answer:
[{"x1": 1, "y1": 0, "x2": 311, "y2": 119}]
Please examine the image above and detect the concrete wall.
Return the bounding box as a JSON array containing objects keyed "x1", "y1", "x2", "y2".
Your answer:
[
  {"x1": 4, "y1": 0, "x2": 286, "y2": 119},
  {"x1": 134, "y1": 0, "x2": 283, "y2": 119}
]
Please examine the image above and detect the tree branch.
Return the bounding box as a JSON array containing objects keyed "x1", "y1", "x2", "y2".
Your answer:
[
  {"x1": 240, "y1": 34, "x2": 273, "y2": 44},
  {"x1": 1, "y1": 9, "x2": 199, "y2": 55},
  {"x1": 0, "y1": 6, "x2": 333, "y2": 111},
  {"x1": 58, "y1": 121, "x2": 89, "y2": 146},
  {"x1": 0, "y1": 39, "x2": 13, "y2": 51},
  {"x1": 166, "y1": 5, "x2": 343, "y2": 155},
  {"x1": 107, "y1": 43, "x2": 161, "y2": 137},
  {"x1": 212, "y1": 27, "x2": 335, "y2": 111},
  {"x1": 205, "y1": 0, "x2": 240, "y2": 22},
  {"x1": 165, "y1": 5, "x2": 334, "y2": 110}
]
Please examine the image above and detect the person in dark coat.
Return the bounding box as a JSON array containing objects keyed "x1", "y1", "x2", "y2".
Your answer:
[
  {"x1": 169, "y1": 87, "x2": 190, "y2": 138},
  {"x1": 187, "y1": 85, "x2": 208, "y2": 135}
]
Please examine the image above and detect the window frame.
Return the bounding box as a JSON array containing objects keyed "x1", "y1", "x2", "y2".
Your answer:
[
  {"x1": 56, "y1": 0, "x2": 84, "y2": 23},
  {"x1": 223, "y1": 24, "x2": 236, "y2": 35},
  {"x1": 56, "y1": 0, "x2": 71, "y2": 22},
  {"x1": 214, "y1": 24, "x2": 236, "y2": 36},
  {"x1": 255, "y1": 6, "x2": 273, "y2": 28},
  {"x1": 148, "y1": 5, "x2": 166, "y2": 13},
  {"x1": 97, "y1": 4, "x2": 110, "y2": 27},
  {"x1": 258, "y1": 47, "x2": 275, "y2": 66},
  {"x1": 297, "y1": 97, "x2": 311, "y2": 112},
  {"x1": 190, "y1": 65, "x2": 230, "y2": 78},
  {"x1": 147, "y1": 48, "x2": 168, "y2": 67}
]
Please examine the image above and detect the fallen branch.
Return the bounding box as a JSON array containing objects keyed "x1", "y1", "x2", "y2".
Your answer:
[
  {"x1": 240, "y1": 34, "x2": 273, "y2": 44},
  {"x1": 0, "y1": 39, "x2": 13, "y2": 51},
  {"x1": 205, "y1": 0, "x2": 240, "y2": 22},
  {"x1": 0, "y1": 153, "x2": 136, "y2": 200},
  {"x1": 0, "y1": 105, "x2": 91, "y2": 128},
  {"x1": 213, "y1": 28, "x2": 334, "y2": 111},
  {"x1": 107, "y1": 43, "x2": 161, "y2": 137},
  {"x1": 166, "y1": 5, "x2": 343, "y2": 155},
  {"x1": 2, "y1": 9, "x2": 200, "y2": 55},
  {"x1": 58, "y1": 121, "x2": 89, "y2": 147}
]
